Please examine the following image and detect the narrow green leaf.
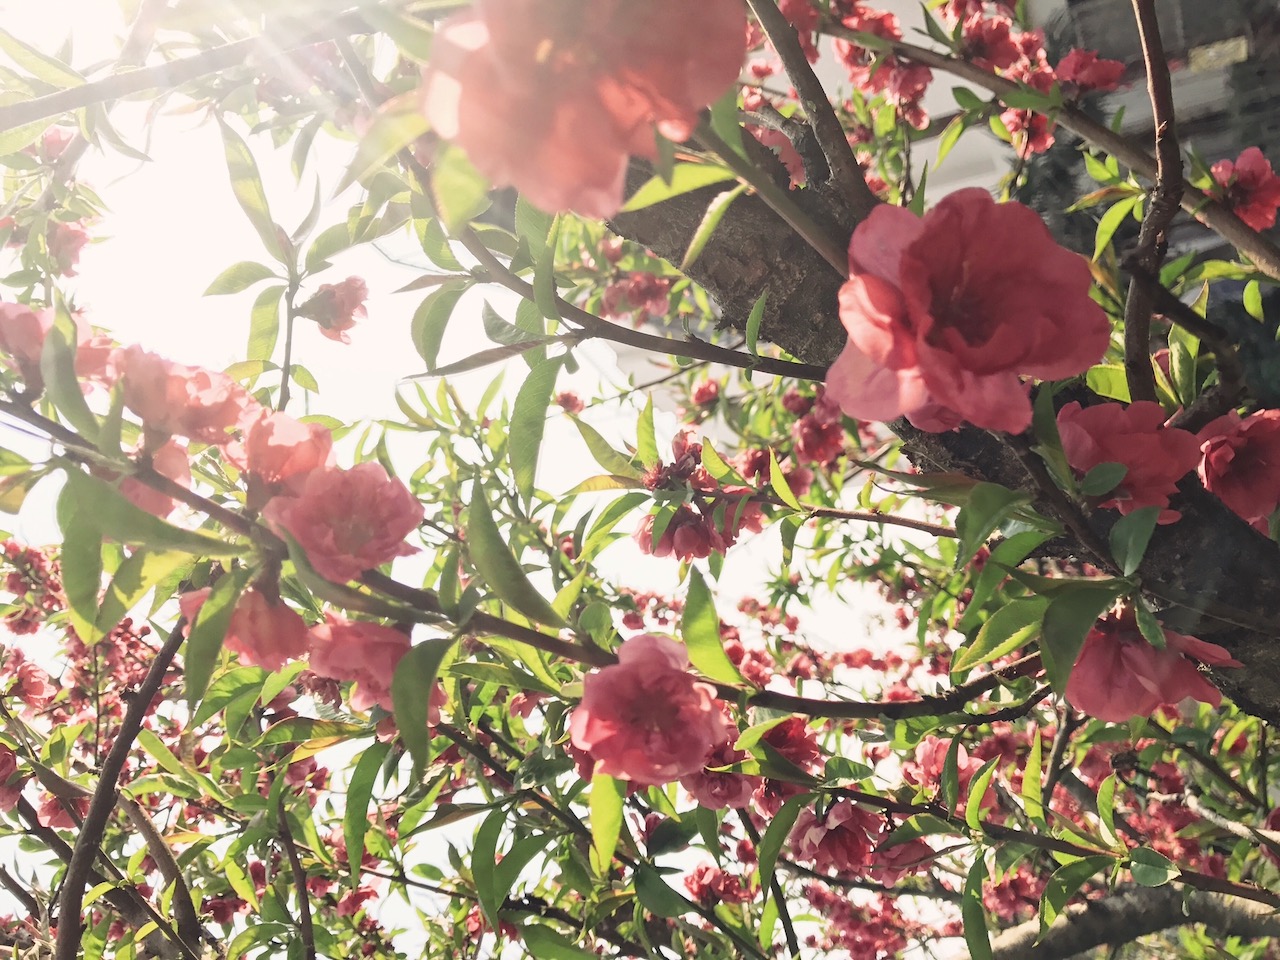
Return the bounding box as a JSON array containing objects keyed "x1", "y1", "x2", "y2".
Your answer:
[
  {"x1": 510, "y1": 356, "x2": 563, "y2": 506},
  {"x1": 56, "y1": 483, "x2": 103, "y2": 642},
  {"x1": 708, "y1": 87, "x2": 745, "y2": 158},
  {"x1": 589, "y1": 772, "x2": 627, "y2": 874},
  {"x1": 1134, "y1": 600, "x2": 1166, "y2": 649},
  {"x1": 942, "y1": 736, "x2": 963, "y2": 815},
  {"x1": 431, "y1": 144, "x2": 491, "y2": 232},
  {"x1": 522, "y1": 924, "x2": 597, "y2": 960},
  {"x1": 96, "y1": 549, "x2": 190, "y2": 640},
  {"x1": 635, "y1": 864, "x2": 693, "y2": 918},
  {"x1": 218, "y1": 118, "x2": 287, "y2": 264},
  {"x1": 1093, "y1": 194, "x2": 1140, "y2": 262},
  {"x1": 954, "y1": 483, "x2": 1028, "y2": 568},
  {"x1": 622, "y1": 163, "x2": 736, "y2": 212},
  {"x1": 757, "y1": 793, "x2": 809, "y2": 907},
  {"x1": 569, "y1": 418, "x2": 643, "y2": 480},
  {"x1": 745, "y1": 292, "x2": 767, "y2": 358},
  {"x1": 336, "y1": 96, "x2": 429, "y2": 194},
  {"x1": 205, "y1": 261, "x2": 278, "y2": 296},
  {"x1": 473, "y1": 806, "x2": 505, "y2": 925},
  {"x1": 1022, "y1": 731, "x2": 1044, "y2": 824},
  {"x1": 392, "y1": 638, "x2": 452, "y2": 778},
  {"x1": 492, "y1": 833, "x2": 553, "y2": 907},
  {"x1": 954, "y1": 597, "x2": 1047, "y2": 673},
  {"x1": 1096, "y1": 774, "x2": 1121, "y2": 848},
  {"x1": 467, "y1": 481, "x2": 566, "y2": 627},
  {"x1": 965, "y1": 757, "x2": 1000, "y2": 831},
  {"x1": 1040, "y1": 582, "x2": 1125, "y2": 693},
  {"x1": 681, "y1": 183, "x2": 747, "y2": 270},
  {"x1": 1108, "y1": 505, "x2": 1160, "y2": 577},
  {"x1": 185, "y1": 567, "x2": 252, "y2": 712},
  {"x1": 636, "y1": 396, "x2": 659, "y2": 469},
  {"x1": 1079, "y1": 462, "x2": 1128, "y2": 497},
  {"x1": 683, "y1": 568, "x2": 746, "y2": 685},
  {"x1": 533, "y1": 214, "x2": 562, "y2": 320},
  {"x1": 935, "y1": 114, "x2": 968, "y2": 167},
  {"x1": 411, "y1": 282, "x2": 468, "y2": 368},
  {"x1": 342, "y1": 741, "x2": 391, "y2": 889},
  {"x1": 0, "y1": 28, "x2": 85, "y2": 88},
  {"x1": 41, "y1": 310, "x2": 99, "y2": 442},
  {"x1": 767, "y1": 449, "x2": 802, "y2": 511},
  {"x1": 1039, "y1": 856, "x2": 1114, "y2": 933},
  {"x1": 246, "y1": 284, "x2": 285, "y2": 363},
  {"x1": 963, "y1": 859, "x2": 994, "y2": 960}
]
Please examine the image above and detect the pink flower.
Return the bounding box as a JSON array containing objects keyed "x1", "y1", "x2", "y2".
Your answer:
[
  {"x1": 1057, "y1": 401, "x2": 1202, "y2": 523},
  {"x1": 179, "y1": 588, "x2": 211, "y2": 629},
  {"x1": 225, "y1": 409, "x2": 333, "y2": 490},
  {"x1": 827, "y1": 189, "x2": 1109, "y2": 433},
  {"x1": 421, "y1": 0, "x2": 746, "y2": 217},
  {"x1": 1211, "y1": 147, "x2": 1280, "y2": 232},
  {"x1": 1056, "y1": 49, "x2": 1125, "y2": 94},
  {"x1": 114, "y1": 346, "x2": 254, "y2": 444},
  {"x1": 691, "y1": 379, "x2": 720, "y2": 406},
  {"x1": 788, "y1": 800, "x2": 882, "y2": 876},
  {"x1": 0, "y1": 744, "x2": 24, "y2": 812},
  {"x1": 960, "y1": 14, "x2": 1021, "y2": 72},
  {"x1": 225, "y1": 589, "x2": 309, "y2": 673},
  {"x1": 0, "y1": 302, "x2": 52, "y2": 391},
  {"x1": 307, "y1": 614, "x2": 411, "y2": 712},
  {"x1": 297, "y1": 277, "x2": 367, "y2": 343},
  {"x1": 1065, "y1": 609, "x2": 1241, "y2": 723},
  {"x1": 1197, "y1": 410, "x2": 1280, "y2": 526},
  {"x1": 867, "y1": 837, "x2": 935, "y2": 885},
  {"x1": 555, "y1": 391, "x2": 584, "y2": 415},
  {"x1": 262, "y1": 462, "x2": 423, "y2": 583},
  {"x1": 47, "y1": 221, "x2": 89, "y2": 276},
  {"x1": 679, "y1": 737, "x2": 761, "y2": 810},
  {"x1": 568, "y1": 634, "x2": 728, "y2": 786},
  {"x1": 120, "y1": 440, "x2": 192, "y2": 519}
]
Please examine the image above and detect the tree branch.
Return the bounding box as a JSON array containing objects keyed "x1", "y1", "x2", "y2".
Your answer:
[{"x1": 278, "y1": 798, "x2": 317, "y2": 960}]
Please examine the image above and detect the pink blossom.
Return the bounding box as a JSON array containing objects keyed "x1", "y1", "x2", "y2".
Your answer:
[
  {"x1": 568, "y1": 634, "x2": 727, "y2": 786},
  {"x1": 867, "y1": 837, "x2": 935, "y2": 885},
  {"x1": 120, "y1": 440, "x2": 192, "y2": 519},
  {"x1": 1211, "y1": 147, "x2": 1280, "y2": 232},
  {"x1": 225, "y1": 409, "x2": 334, "y2": 490},
  {"x1": 826, "y1": 189, "x2": 1109, "y2": 433},
  {"x1": 1057, "y1": 401, "x2": 1202, "y2": 523},
  {"x1": 0, "y1": 302, "x2": 52, "y2": 391},
  {"x1": 297, "y1": 277, "x2": 367, "y2": 343},
  {"x1": 680, "y1": 737, "x2": 761, "y2": 810},
  {"x1": 683, "y1": 863, "x2": 754, "y2": 905},
  {"x1": 789, "y1": 800, "x2": 881, "y2": 876},
  {"x1": 422, "y1": 0, "x2": 746, "y2": 217},
  {"x1": 262, "y1": 462, "x2": 423, "y2": 583},
  {"x1": 1197, "y1": 410, "x2": 1280, "y2": 526},
  {"x1": 47, "y1": 221, "x2": 89, "y2": 276},
  {"x1": 224, "y1": 589, "x2": 309, "y2": 673},
  {"x1": 114, "y1": 346, "x2": 255, "y2": 444},
  {"x1": 1056, "y1": 49, "x2": 1126, "y2": 94},
  {"x1": 1065, "y1": 609, "x2": 1241, "y2": 723},
  {"x1": 555, "y1": 391, "x2": 584, "y2": 415},
  {"x1": 691, "y1": 379, "x2": 721, "y2": 406},
  {"x1": 960, "y1": 14, "x2": 1021, "y2": 72},
  {"x1": 0, "y1": 744, "x2": 24, "y2": 812},
  {"x1": 307, "y1": 614, "x2": 411, "y2": 712}
]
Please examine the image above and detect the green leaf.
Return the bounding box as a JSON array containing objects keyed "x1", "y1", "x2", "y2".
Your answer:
[
  {"x1": 61, "y1": 470, "x2": 251, "y2": 558},
  {"x1": 1040, "y1": 582, "x2": 1126, "y2": 693},
  {"x1": 342, "y1": 741, "x2": 391, "y2": 889},
  {"x1": 1079, "y1": 462, "x2": 1128, "y2": 497},
  {"x1": 246, "y1": 284, "x2": 285, "y2": 363},
  {"x1": 1039, "y1": 856, "x2": 1114, "y2": 933},
  {"x1": 522, "y1": 924, "x2": 598, "y2": 960},
  {"x1": 1244, "y1": 279, "x2": 1265, "y2": 320},
  {"x1": 467, "y1": 481, "x2": 566, "y2": 627},
  {"x1": 492, "y1": 833, "x2": 553, "y2": 908},
  {"x1": 510, "y1": 356, "x2": 563, "y2": 506},
  {"x1": 41, "y1": 309, "x2": 99, "y2": 442},
  {"x1": 336, "y1": 96, "x2": 429, "y2": 194},
  {"x1": 963, "y1": 859, "x2": 993, "y2": 960},
  {"x1": 515, "y1": 195, "x2": 555, "y2": 254},
  {"x1": 1096, "y1": 774, "x2": 1121, "y2": 848},
  {"x1": 756, "y1": 793, "x2": 809, "y2": 907},
  {"x1": 1093, "y1": 194, "x2": 1141, "y2": 262},
  {"x1": 532, "y1": 214, "x2": 562, "y2": 321},
  {"x1": 411, "y1": 281, "x2": 471, "y2": 370},
  {"x1": 204, "y1": 261, "x2": 278, "y2": 296},
  {"x1": 589, "y1": 771, "x2": 626, "y2": 874},
  {"x1": 954, "y1": 483, "x2": 1028, "y2": 568},
  {"x1": 954, "y1": 596, "x2": 1048, "y2": 673},
  {"x1": 56, "y1": 483, "x2": 103, "y2": 642},
  {"x1": 636, "y1": 396, "x2": 659, "y2": 469},
  {"x1": 1022, "y1": 731, "x2": 1044, "y2": 824},
  {"x1": 0, "y1": 28, "x2": 85, "y2": 88},
  {"x1": 1128, "y1": 848, "x2": 1178, "y2": 885},
  {"x1": 431, "y1": 144, "x2": 491, "y2": 232},
  {"x1": 952, "y1": 86, "x2": 986, "y2": 111},
  {"x1": 473, "y1": 806, "x2": 506, "y2": 925},
  {"x1": 935, "y1": 114, "x2": 968, "y2": 167},
  {"x1": 1134, "y1": 600, "x2": 1166, "y2": 649},
  {"x1": 965, "y1": 758, "x2": 1000, "y2": 830},
  {"x1": 942, "y1": 736, "x2": 963, "y2": 815},
  {"x1": 681, "y1": 183, "x2": 746, "y2": 270},
  {"x1": 96, "y1": 549, "x2": 190, "y2": 642},
  {"x1": 1108, "y1": 505, "x2": 1160, "y2": 577},
  {"x1": 1086, "y1": 364, "x2": 1131, "y2": 403},
  {"x1": 745, "y1": 291, "x2": 767, "y2": 360},
  {"x1": 218, "y1": 118, "x2": 288, "y2": 265},
  {"x1": 707, "y1": 86, "x2": 746, "y2": 158},
  {"x1": 392, "y1": 638, "x2": 452, "y2": 778},
  {"x1": 683, "y1": 568, "x2": 746, "y2": 685},
  {"x1": 767, "y1": 449, "x2": 802, "y2": 511},
  {"x1": 185, "y1": 567, "x2": 252, "y2": 712},
  {"x1": 635, "y1": 864, "x2": 693, "y2": 918},
  {"x1": 622, "y1": 163, "x2": 737, "y2": 212},
  {"x1": 569, "y1": 418, "x2": 643, "y2": 480}
]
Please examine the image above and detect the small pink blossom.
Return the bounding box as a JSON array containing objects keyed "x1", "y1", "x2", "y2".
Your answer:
[
  {"x1": 680, "y1": 737, "x2": 761, "y2": 810},
  {"x1": 789, "y1": 800, "x2": 881, "y2": 876},
  {"x1": 1057, "y1": 401, "x2": 1202, "y2": 523},
  {"x1": 1065, "y1": 609, "x2": 1241, "y2": 723},
  {"x1": 568, "y1": 634, "x2": 727, "y2": 786},
  {"x1": 826, "y1": 189, "x2": 1108, "y2": 433},
  {"x1": 1056, "y1": 49, "x2": 1125, "y2": 94},
  {"x1": 691, "y1": 379, "x2": 721, "y2": 406},
  {"x1": 297, "y1": 277, "x2": 367, "y2": 343},
  {"x1": 0, "y1": 302, "x2": 52, "y2": 391},
  {"x1": 120, "y1": 440, "x2": 192, "y2": 519},
  {"x1": 225, "y1": 409, "x2": 334, "y2": 490},
  {"x1": 0, "y1": 744, "x2": 24, "y2": 812},
  {"x1": 225, "y1": 589, "x2": 309, "y2": 673},
  {"x1": 1197, "y1": 410, "x2": 1280, "y2": 526},
  {"x1": 47, "y1": 221, "x2": 90, "y2": 276},
  {"x1": 867, "y1": 837, "x2": 935, "y2": 886},
  {"x1": 307, "y1": 614, "x2": 411, "y2": 712},
  {"x1": 262, "y1": 462, "x2": 423, "y2": 583},
  {"x1": 1211, "y1": 147, "x2": 1280, "y2": 232},
  {"x1": 114, "y1": 346, "x2": 255, "y2": 444}
]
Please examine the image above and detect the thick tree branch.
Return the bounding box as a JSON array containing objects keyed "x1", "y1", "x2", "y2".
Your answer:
[
  {"x1": 971, "y1": 884, "x2": 1280, "y2": 960},
  {"x1": 1122, "y1": 0, "x2": 1183, "y2": 404}
]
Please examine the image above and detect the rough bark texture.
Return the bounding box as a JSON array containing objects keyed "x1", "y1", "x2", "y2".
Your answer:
[
  {"x1": 609, "y1": 186, "x2": 1280, "y2": 724},
  {"x1": 978, "y1": 884, "x2": 1280, "y2": 960}
]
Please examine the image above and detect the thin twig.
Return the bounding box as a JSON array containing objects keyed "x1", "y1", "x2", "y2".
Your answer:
[
  {"x1": 53, "y1": 625, "x2": 199, "y2": 960},
  {"x1": 277, "y1": 798, "x2": 317, "y2": 960},
  {"x1": 1121, "y1": 0, "x2": 1183, "y2": 404},
  {"x1": 738, "y1": 811, "x2": 800, "y2": 956},
  {"x1": 745, "y1": 0, "x2": 878, "y2": 220},
  {"x1": 0, "y1": 864, "x2": 41, "y2": 919},
  {"x1": 1041, "y1": 707, "x2": 1083, "y2": 811}
]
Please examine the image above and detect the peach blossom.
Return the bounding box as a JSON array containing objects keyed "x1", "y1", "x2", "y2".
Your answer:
[
  {"x1": 307, "y1": 614, "x2": 411, "y2": 713},
  {"x1": 225, "y1": 589, "x2": 309, "y2": 673}
]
